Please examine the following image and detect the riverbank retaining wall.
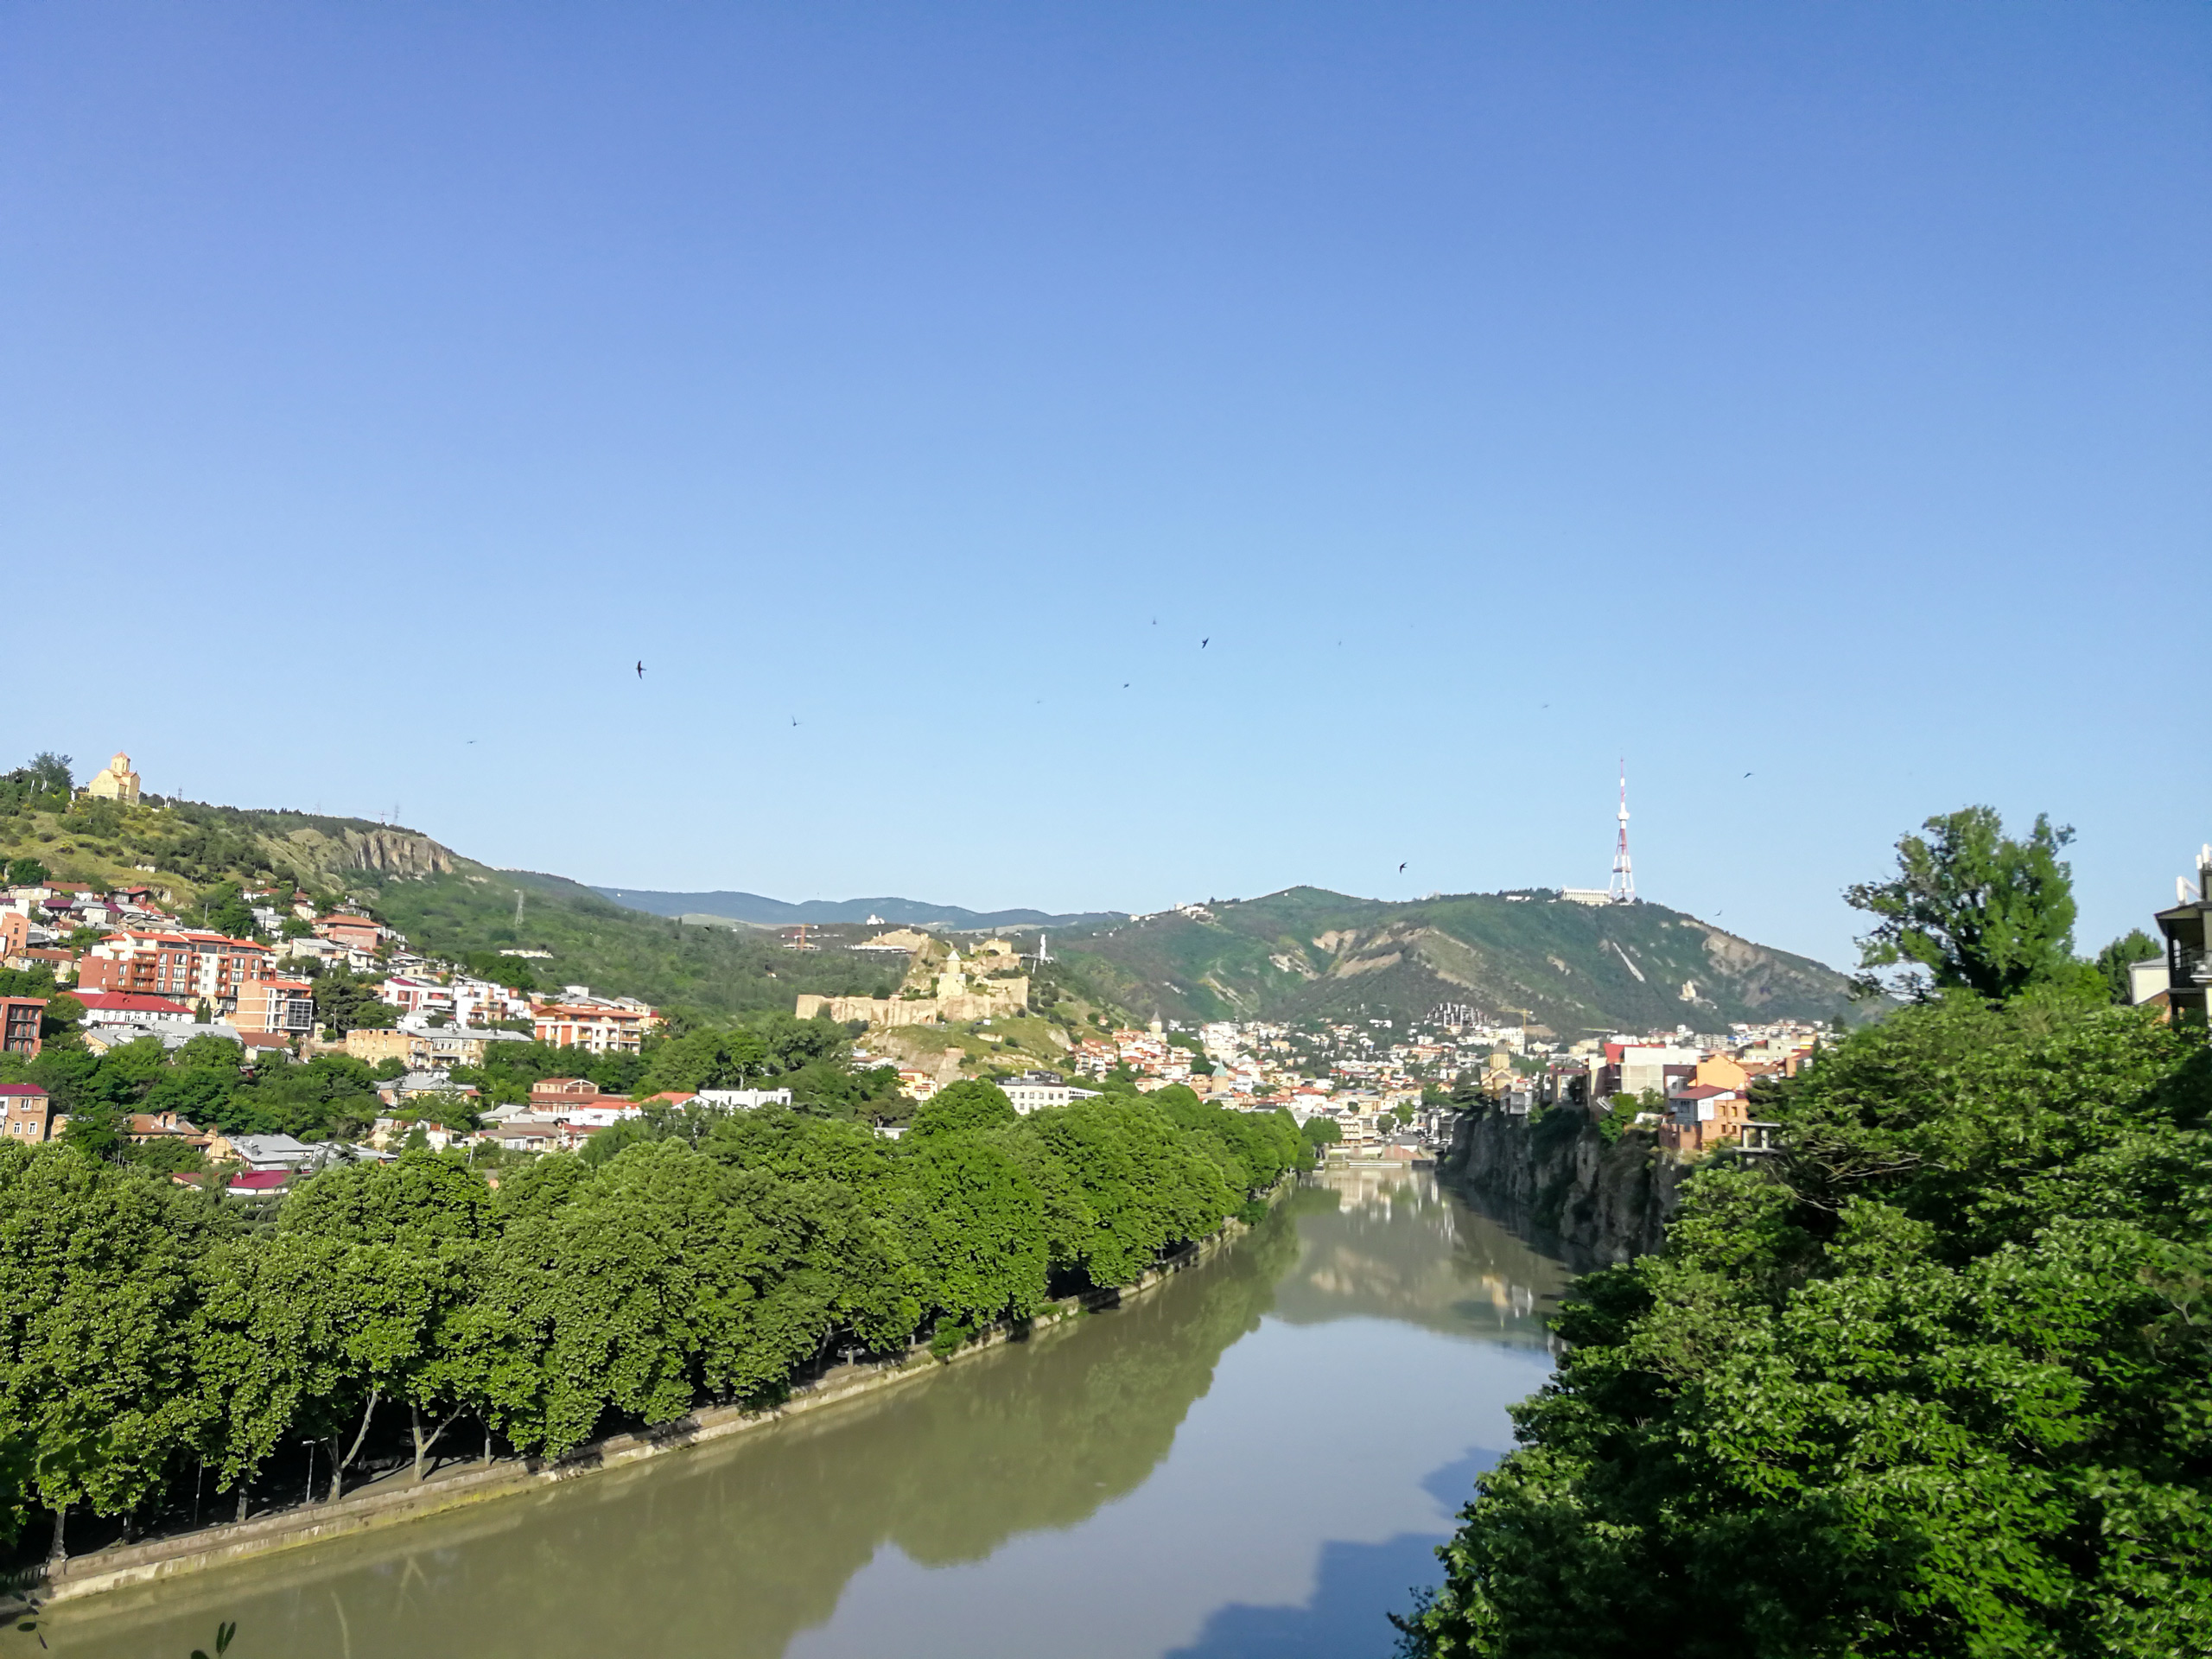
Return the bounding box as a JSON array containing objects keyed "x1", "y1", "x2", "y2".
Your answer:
[
  {"x1": 7, "y1": 1181, "x2": 1288, "y2": 1611},
  {"x1": 1443, "y1": 1109, "x2": 1688, "y2": 1267}
]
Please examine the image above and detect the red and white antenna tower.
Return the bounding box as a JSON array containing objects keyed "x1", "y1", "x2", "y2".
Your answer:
[{"x1": 1607, "y1": 761, "x2": 1636, "y2": 903}]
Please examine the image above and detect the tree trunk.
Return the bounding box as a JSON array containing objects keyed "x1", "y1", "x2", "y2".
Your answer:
[
  {"x1": 411, "y1": 1402, "x2": 465, "y2": 1484},
  {"x1": 47, "y1": 1501, "x2": 67, "y2": 1566},
  {"x1": 330, "y1": 1389, "x2": 379, "y2": 1502}
]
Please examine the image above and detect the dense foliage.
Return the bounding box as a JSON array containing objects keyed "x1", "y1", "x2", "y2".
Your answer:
[
  {"x1": 0, "y1": 1085, "x2": 1305, "y2": 1553},
  {"x1": 1846, "y1": 807, "x2": 2098, "y2": 1001},
  {"x1": 1399, "y1": 994, "x2": 2212, "y2": 1658}
]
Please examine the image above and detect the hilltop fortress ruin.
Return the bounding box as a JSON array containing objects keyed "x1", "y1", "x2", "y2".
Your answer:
[{"x1": 796, "y1": 931, "x2": 1029, "y2": 1028}]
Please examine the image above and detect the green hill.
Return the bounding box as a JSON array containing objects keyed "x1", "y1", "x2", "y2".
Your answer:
[
  {"x1": 1042, "y1": 887, "x2": 1862, "y2": 1034},
  {"x1": 0, "y1": 765, "x2": 1857, "y2": 1034},
  {"x1": 0, "y1": 788, "x2": 900, "y2": 1020}
]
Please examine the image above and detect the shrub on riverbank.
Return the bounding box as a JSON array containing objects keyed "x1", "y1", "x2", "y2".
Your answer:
[
  {"x1": 0, "y1": 1090, "x2": 1305, "y2": 1557},
  {"x1": 1397, "y1": 993, "x2": 2212, "y2": 1658}
]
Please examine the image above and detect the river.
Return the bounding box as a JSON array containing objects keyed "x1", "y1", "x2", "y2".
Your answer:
[{"x1": 45, "y1": 1168, "x2": 1568, "y2": 1659}]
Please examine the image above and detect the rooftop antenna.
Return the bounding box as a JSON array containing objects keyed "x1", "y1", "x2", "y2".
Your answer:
[{"x1": 1607, "y1": 761, "x2": 1636, "y2": 904}]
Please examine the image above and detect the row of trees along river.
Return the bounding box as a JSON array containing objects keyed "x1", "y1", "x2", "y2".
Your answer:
[{"x1": 0, "y1": 1078, "x2": 1314, "y2": 1567}]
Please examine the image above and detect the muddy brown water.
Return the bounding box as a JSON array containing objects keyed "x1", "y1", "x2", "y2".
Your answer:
[{"x1": 43, "y1": 1169, "x2": 1568, "y2": 1659}]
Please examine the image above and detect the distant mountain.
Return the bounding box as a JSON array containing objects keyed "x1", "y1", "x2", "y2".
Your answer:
[
  {"x1": 591, "y1": 887, "x2": 1124, "y2": 931},
  {"x1": 1046, "y1": 887, "x2": 1865, "y2": 1035}
]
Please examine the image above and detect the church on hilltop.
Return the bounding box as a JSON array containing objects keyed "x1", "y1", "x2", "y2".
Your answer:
[{"x1": 83, "y1": 752, "x2": 141, "y2": 805}]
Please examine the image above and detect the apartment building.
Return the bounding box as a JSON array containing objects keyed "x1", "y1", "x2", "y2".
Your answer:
[
  {"x1": 232, "y1": 976, "x2": 315, "y2": 1037},
  {"x1": 531, "y1": 990, "x2": 658, "y2": 1053},
  {"x1": 1, "y1": 996, "x2": 46, "y2": 1058},
  {"x1": 78, "y1": 929, "x2": 272, "y2": 1014}
]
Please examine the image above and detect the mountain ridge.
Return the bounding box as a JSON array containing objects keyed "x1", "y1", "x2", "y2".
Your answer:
[
  {"x1": 590, "y1": 887, "x2": 1124, "y2": 931},
  {"x1": 1040, "y1": 886, "x2": 1865, "y2": 1033}
]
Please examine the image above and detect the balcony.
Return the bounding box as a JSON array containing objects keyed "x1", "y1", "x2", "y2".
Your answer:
[{"x1": 2171, "y1": 944, "x2": 2211, "y2": 993}]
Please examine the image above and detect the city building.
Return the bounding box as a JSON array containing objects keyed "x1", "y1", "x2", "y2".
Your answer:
[
  {"x1": 0, "y1": 1083, "x2": 54, "y2": 1142},
  {"x1": 232, "y1": 976, "x2": 315, "y2": 1037},
  {"x1": 2154, "y1": 844, "x2": 2212, "y2": 1027},
  {"x1": 1, "y1": 995, "x2": 47, "y2": 1058},
  {"x1": 77, "y1": 929, "x2": 271, "y2": 1014},
  {"x1": 313, "y1": 912, "x2": 384, "y2": 953},
  {"x1": 531, "y1": 990, "x2": 658, "y2": 1053},
  {"x1": 999, "y1": 1071, "x2": 1071, "y2": 1115}
]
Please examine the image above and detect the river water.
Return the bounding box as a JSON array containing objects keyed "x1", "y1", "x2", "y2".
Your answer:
[{"x1": 47, "y1": 1169, "x2": 1567, "y2": 1659}]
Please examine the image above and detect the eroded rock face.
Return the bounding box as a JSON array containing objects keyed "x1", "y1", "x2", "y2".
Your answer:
[
  {"x1": 342, "y1": 829, "x2": 456, "y2": 876},
  {"x1": 1443, "y1": 1110, "x2": 1687, "y2": 1268}
]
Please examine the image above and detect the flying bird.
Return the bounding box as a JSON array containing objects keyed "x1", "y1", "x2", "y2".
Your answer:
[
  {"x1": 1122, "y1": 683, "x2": 1130, "y2": 689},
  {"x1": 791, "y1": 716, "x2": 799, "y2": 727},
  {"x1": 1201, "y1": 638, "x2": 1209, "y2": 649},
  {"x1": 1743, "y1": 772, "x2": 1753, "y2": 778},
  {"x1": 1399, "y1": 862, "x2": 1407, "y2": 874},
  {"x1": 635, "y1": 661, "x2": 645, "y2": 678}
]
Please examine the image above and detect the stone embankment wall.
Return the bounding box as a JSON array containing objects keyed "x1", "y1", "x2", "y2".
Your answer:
[{"x1": 1444, "y1": 1109, "x2": 1689, "y2": 1268}]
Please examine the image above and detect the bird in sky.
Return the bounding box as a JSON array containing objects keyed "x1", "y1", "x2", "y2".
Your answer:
[
  {"x1": 1122, "y1": 682, "x2": 1130, "y2": 689},
  {"x1": 791, "y1": 716, "x2": 799, "y2": 727},
  {"x1": 1399, "y1": 862, "x2": 1407, "y2": 873},
  {"x1": 635, "y1": 661, "x2": 645, "y2": 678},
  {"x1": 1201, "y1": 638, "x2": 1209, "y2": 648},
  {"x1": 1743, "y1": 772, "x2": 1753, "y2": 778}
]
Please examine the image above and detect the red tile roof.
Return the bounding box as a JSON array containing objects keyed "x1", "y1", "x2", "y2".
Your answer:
[{"x1": 69, "y1": 990, "x2": 194, "y2": 1014}]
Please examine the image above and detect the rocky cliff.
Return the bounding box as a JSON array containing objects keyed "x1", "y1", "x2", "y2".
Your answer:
[{"x1": 1443, "y1": 1109, "x2": 1689, "y2": 1268}]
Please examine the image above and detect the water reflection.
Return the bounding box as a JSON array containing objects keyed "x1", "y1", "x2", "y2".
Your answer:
[
  {"x1": 48, "y1": 1172, "x2": 1567, "y2": 1659},
  {"x1": 1274, "y1": 1166, "x2": 1567, "y2": 1339}
]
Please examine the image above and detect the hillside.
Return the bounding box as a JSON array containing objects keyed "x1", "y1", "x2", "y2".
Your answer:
[
  {"x1": 1, "y1": 768, "x2": 1858, "y2": 1034},
  {"x1": 0, "y1": 790, "x2": 900, "y2": 1020},
  {"x1": 593, "y1": 887, "x2": 1122, "y2": 931},
  {"x1": 1042, "y1": 887, "x2": 1863, "y2": 1034}
]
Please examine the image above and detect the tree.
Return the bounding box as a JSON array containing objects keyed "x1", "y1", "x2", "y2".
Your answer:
[
  {"x1": 895, "y1": 1138, "x2": 1047, "y2": 1325},
  {"x1": 910, "y1": 1080, "x2": 1017, "y2": 1138},
  {"x1": 27, "y1": 753, "x2": 72, "y2": 796},
  {"x1": 5, "y1": 857, "x2": 48, "y2": 886},
  {"x1": 1844, "y1": 807, "x2": 2097, "y2": 1000},
  {"x1": 0, "y1": 1147, "x2": 219, "y2": 1554},
  {"x1": 200, "y1": 884, "x2": 258, "y2": 941},
  {"x1": 2093, "y1": 927, "x2": 2163, "y2": 1004},
  {"x1": 1397, "y1": 994, "x2": 2212, "y2": 1658}
]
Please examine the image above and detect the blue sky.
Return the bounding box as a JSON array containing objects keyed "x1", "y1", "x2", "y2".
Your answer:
[{"x1": 6, "y1": 2, "x2": 2207, "y2": 969}]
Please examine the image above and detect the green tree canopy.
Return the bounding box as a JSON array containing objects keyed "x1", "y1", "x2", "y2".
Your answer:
[
  {"x1": 910, "y1": 1080, "x2": 1017, "y2": 1138},
  {"x1": 1844, "y1": 806, "x2": 2094, "y2": 1000},
  {"x1": 2093, "y1": 927, "x2": 2163, "y2": 1004},
  {"x1": 1399, "y1": 993, "x2": 2212, "y2": 1659}
]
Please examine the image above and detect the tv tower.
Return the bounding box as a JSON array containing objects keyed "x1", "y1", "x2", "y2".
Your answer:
[{"x1": 1607, "y1": 761, "x2": 1636, "y2": 903}]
